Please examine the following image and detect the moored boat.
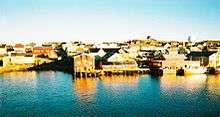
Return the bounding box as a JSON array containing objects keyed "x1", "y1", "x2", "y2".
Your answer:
[
  {"x1": 176, "y1": 67, "x2": 184, "y2": 76},
  {"x1": 184, "y1": 66, "x2": 207, "y2": 75}
]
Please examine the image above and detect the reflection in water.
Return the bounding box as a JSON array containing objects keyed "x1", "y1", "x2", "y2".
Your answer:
[
  {"x1": 1, "y1": 71, "x2": 37, "y2": 80},
  {"x1": 73, "y1": 78, "x2": 96, "y2": 103},
  {"x1": 1, "y1": 71, "x2": 220, "y2": 116},
  {"x1": 206, "y1": 75, "x2": 220, "y2": 96},
  {"x1": 160, "y1": 74, "x2": 220, "y2": 95},
  {"x1": 1, "y1": 71, "x2": 38, "y2": 88},
  {"x1": 99, "y1": 75, "x2": 139, "y2": 89},
  {"x1": 160, "y1": 74, "x2": 208, "y2": 91}
]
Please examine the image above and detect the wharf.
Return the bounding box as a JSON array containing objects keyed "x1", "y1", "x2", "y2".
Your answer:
[{"x1": 74, "y1": 68, "x2": 150, "y2": 78}]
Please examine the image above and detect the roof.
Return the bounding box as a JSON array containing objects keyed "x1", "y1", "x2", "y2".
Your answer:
[
  {"x1": 0, "y1": 44, "x2": 6, "y2": 48},
  {"x1": 33, "y1": 47, "x2": 52, "y2": 50},
  {"x1": 89, "y1": 48, "x2": 100, "y2": 53},
  {"x1": 102, "y1": 48, "x2": 120, "y2": 60},
  {"x1": 186, "y1": 51, "x2": 217, "y2": 58},
  {"x1": 14, "y1": 44, "x2": 24, "y2": 48}
]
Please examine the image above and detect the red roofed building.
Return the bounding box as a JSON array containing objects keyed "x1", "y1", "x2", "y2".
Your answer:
[
  {"x1": 14, "y1": 43, "x2": 25, "y2": 53},
  {"x1": 33, "y1": 47, "x2": 53, "y2": 56}
]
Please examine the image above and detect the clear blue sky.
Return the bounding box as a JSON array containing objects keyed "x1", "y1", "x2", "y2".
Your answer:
[{"x1": 0, "y1": 0, "x2": 220, "y2": 43}]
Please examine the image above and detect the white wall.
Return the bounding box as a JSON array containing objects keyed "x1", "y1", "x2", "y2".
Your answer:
[{"x1": 10, "y1": 56, "x2": 35, "y2": 64}]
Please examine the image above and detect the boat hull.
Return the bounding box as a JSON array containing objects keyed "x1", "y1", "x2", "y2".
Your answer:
[{"x1": 184, "y1": 68, "x2": 207, "y2": 75}]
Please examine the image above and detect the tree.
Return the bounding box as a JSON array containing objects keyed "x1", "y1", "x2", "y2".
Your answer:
[{"x1": 178, "y1": 47, "x2": 188, "y2": 55}]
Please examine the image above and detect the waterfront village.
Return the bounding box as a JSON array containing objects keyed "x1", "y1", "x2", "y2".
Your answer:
[{"x1": 1, "y1": 37, "x2": 220, "y2": 77}]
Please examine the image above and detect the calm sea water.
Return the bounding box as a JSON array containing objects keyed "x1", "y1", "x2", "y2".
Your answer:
[{"x1": 0, "y1": 71, "x2": 220, "y2": 116}]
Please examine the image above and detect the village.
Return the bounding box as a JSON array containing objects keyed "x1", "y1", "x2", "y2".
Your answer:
[{"x1": 0, "y1": 37, "x2": 220, "y2": 77}]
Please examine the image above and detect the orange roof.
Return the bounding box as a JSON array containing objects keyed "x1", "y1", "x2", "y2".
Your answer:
[
  {"x1": 14, "y1": 44, "x2": 24, "y2": 48},
  {"x1": 33, "y1": 47, "x2": 52, "y2": 50}
]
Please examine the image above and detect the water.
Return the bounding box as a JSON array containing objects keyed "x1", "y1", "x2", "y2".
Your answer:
[{"x1": 0, "y1": 71, "x2": 220, "y2": 116}]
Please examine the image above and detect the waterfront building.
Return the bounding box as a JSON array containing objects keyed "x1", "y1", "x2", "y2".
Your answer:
[
  {"x1": 186, "y1": 51, "x2": 216, "y2": 66},
  {"x1": 73, "y1": 53, "x2": 95, "y2": 72},
  {"x1": 3, "y1": 53, "x2": 35, "y2": 67},
  {"x1": 162, "y1": 49, "x2": 186, "y2": 73},
  {"x1": 102, "y1": 51, "x2": 138, "y2": 71},
  {"x1": 90, "y1": 48, "x2": 106, "y2": 57},
  {"x1": 209, "y1": 50, "x2": 220, "y2": 68}
]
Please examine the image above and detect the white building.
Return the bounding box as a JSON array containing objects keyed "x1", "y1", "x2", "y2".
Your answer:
[
  {"x1": 3, "y1": 53, "x2": 35, "y2": 67},
  {"x1": 14, "y1": 44, "x2": 25, "y2": 53},
  {"x1": 0, "y1": 44, "x2": 7, "y2": 56},
  {"x1": 209, "y1": 50, "x2": 220, "y2": 68}
]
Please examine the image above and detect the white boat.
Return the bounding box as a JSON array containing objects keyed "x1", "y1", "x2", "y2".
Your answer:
[{"x1": 184, "y1": 66, "x2": 207, "y2": 75}]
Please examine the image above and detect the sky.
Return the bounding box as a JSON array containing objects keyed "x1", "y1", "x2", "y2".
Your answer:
[{"x1": 0, "y1": 0, "x2": 220, "y2": 43}]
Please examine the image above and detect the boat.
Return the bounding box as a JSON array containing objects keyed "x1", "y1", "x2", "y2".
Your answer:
[
  {"x1": 184, "y1": 66, "x2": 207, "y2": 75},
  {"x1": 206, "y1": 67, "x2": 215, "y2": 74},
  {"x1": 176, "y1": 67, "x2": 184, "y2": 76}
]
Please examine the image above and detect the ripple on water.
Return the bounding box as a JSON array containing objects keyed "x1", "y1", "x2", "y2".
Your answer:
[{"x1": 0, "y1": 72, "x2": 220, "y2": 116}]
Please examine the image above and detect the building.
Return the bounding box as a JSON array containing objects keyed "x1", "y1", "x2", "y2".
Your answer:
[
  {"x1": 14, "y1": 44, "x2": 25, "y2": 53},
  {"x1": 73, "y1": 53, "x2": 95, "y2": 72},
  {"x1": 186, "y1": 51, "x2": 216, "y2": 66},
  {"x1": 3, "y1": 53, "x2": 35, "y2": 67},
  {"x1": 209, "y1": 50, "x2": 220, "y2": 68},
  {"x1": 33, "y1": 47, "x2": 53, "y2": 57},
  {"x1": 102, "y1": 50, "x2": 138, "y2": 71},
  {"x1": 162, "y1": 50, "x2": 186, "y2": 69},
  {"x1": 0, "y1": 44, "x2": 7, "y2": 56},
  {"x1": 90, "y1": 48, "x2": 106, "y2": 57}
]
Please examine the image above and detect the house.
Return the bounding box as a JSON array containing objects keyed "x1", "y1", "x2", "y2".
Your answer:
[
  {"x1": 209, "y1": 50, "x2": 220, "y2": 68},
  {"x1": 101, "y1": 49, "x2": 138, "y2": 71},
  {"x1": 162, "y1": 50, "x2": 186, "y2": 69},
  {"x1": 89, "y1": 48, "x2": 120, "y2": 69},
  {"x1": 3, "y1": 53, "x2": 35, "y2": 67},
  {"x1": 33, "y1": 46, "x2": 58, "y2": 59},
  {"x1": 93, "y1": 42, "x2": 119, "y2": 48},
  {"x1": 73, "y1": 53, "x2": 95, "y2": 72},
  {"x1": 186, "y1": 51, "x2": 216, "y2": 66},
  {"x1": 5, "y1": 45, "x2": 14, "y2": 52},
  {"x1": 33, "y1": 47, "x2": 53, "y2": 57},
  {"x1": 93, "y1": 48, "x2": 120, "y2": 65},
  {"x1": 24, "y1": 44, "x2": 35, "y2": 54},
  {"x1": 141, "y1": 46, "x2": 168, "y2": 55},
  {"x1": 0, "y1": 44, "x2": 7, "y2": 56},
  {"x1": 90, "y1": 48, "x2": 106, "y2": 57},
  {"x1": 160, "y1": 50, "x2": 200, "y2": 73},
  {"x1": 14, "y1": 44, "x2": 25, "y2": 53}
]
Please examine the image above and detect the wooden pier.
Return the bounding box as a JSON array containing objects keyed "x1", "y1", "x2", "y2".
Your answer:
[{"x1": 74, "y1": 68, "x2": 150, "y2": 78}]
